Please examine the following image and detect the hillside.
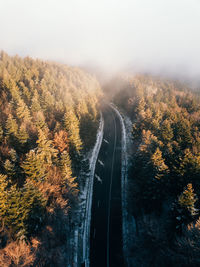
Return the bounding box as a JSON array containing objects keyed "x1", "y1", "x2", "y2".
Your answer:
[
  {"x1": 111, "y1": 74, "x2": 200, "y2": 266},
  {"x1": 0, "y1": 52, "x2": 102, "y2": 266}
]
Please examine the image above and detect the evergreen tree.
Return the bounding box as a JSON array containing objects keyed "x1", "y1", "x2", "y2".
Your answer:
[
  {"x1": 53, "y1": 130, "x2": 69, "y2": 153},
  {"x1": 151, "y1": 147, "x2": 169, "y2": 180},
  {"x1": 35, "y1": 112, "x2": 48, "y2": 132},
  {"x1": 178, "y1": 183, "x2": 197, "y2": 216},
  {"x1": 60, "y1": 151, "x2": 78, "y2": 198},
  {"x1": 0, "y1": 174, "x2": 9, "y2": 220},
  {"x1": 31, "y1": 89, "x2": 41, "y2": 113},
  {"x1": 172, "y1": 183, "x2": 198, "y2": 232},
  {"x1": 6, "y1": 114, "x2": 18, "y2": 137},
  {"x1": 17, "y1": 124, "x2": 29, "y2": 144},
  {"x1": 0, "y1": 177, "x2": 46, "y2": 238},
  {"x1": 16, "y1": 97, "x2": 30, "y2": 122},
  {"x1": 160, "y1": 119, "x2": 173, "y2": 143},
  {"x1": 21, "y1": 181, "x2": 46, "y2": 236},
  {"x1": 22, "y1": 150, "x2": 46, "y2": 182},
  {"x1": 174, "y1": 117, "x2": 192, "y2": 148},
  {"x1": 36, "y1": 129, "x2": 58, "y2": 165},
  {"x1": 63, "y1": 109, "x2": 82, "y2": 152}
]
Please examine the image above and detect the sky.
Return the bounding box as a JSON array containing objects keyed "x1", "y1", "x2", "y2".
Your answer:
[{"x1": 0, "y1": 0, "x2": 200, "y2": 77}]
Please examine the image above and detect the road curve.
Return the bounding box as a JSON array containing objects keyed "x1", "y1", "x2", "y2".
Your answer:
[{"x1": 90, "y1": 104, "x2": 124, "y2": 267}]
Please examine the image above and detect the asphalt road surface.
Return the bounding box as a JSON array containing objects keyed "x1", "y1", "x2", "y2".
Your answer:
[{"x1": 90, "y1": 104, "x2": 124, "y2": 267}]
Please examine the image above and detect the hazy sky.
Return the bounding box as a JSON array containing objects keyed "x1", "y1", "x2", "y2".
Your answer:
[{"x1": 0, "y1": 0, "x2": 200, "y2": 76}]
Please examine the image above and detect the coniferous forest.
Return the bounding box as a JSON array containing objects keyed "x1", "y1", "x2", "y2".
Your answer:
[
  {"x1": 1, "y1": 1, "x2": 200, "y2": 266},
  {"x1": 2, "y1": 51, "x2": 200, "y2": 267},
  {"x1": 111, "y1": 74, "x2": 200, "y2": 266},
  {"x1": 0, "y1": 52, "x2": 102, "y2": 266}
]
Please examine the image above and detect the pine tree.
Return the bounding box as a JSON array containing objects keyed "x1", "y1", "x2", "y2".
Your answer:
[
  {"x1": 6, "y1": 114, "x2": 18, "y2": 137},
  {"x1": 5, "y1": 149, "x2": 22, "y2": 184},
  {"x1": 17, "y1": 124, "x2": 29, "y2": 144},
  {"x1": 16, "y1": 98, "x2": 30, "y2": 122},
  {"x1": 36, "y1": 129, "x2": 58, "y2": 165},
  {"x1": 21, "y1": 150, "x2": 46, "y2": 182},
  {"x1": 60, "y1": 151, "x2": 78, "y2": 198},
  {"x1": 160, "y1": 119, "x2": 173, "y2": 143},
  {"x1": 151, "y1": 147, "x2": 169, "y2": 180},
  {"x1": 60, "y1": 151, "x2": 73, "y2": 180},
  {"x1": 63, "y1": 109, "x2": 82, "y2": 152},
  {"x1": 53, "y1": 130, "x2": 69, "y2": 153},
  {"x1": 21, "y1": 181, "x2": 46, "y2": 235},
  {"x1": 19, "y1": 81, "x2": 31, "y2": 104},
  {"x1": 173, "y1": 183, "x2": 198, "y2": 231},
  {"x1": 0, "y1": 177, "x2": 46, "y2": 238},
  {"x1": 35, "y1": 112, "x2": 48, "y2": 132},
  {"x1": 31, "y1": 90, "x2": 41, "y2": 113},
  {"x1": 174, "y1": 117, "x2": 192, "y2": 147},
  {"x1": 76, "y1": 99, "x2": 88, "y2": 119},
  {"x1": 0, "y1": 174, "x2": 9, "y2": 219},
  {"x1": 178, "y1": 183, "x2": 197, "y2": 216},
  {"x1": 87, "y1": 96, "x2": 98, "y2": 119}
]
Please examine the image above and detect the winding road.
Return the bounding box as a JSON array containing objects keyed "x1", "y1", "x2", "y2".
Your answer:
[{"x1": 90, "y1": 105, "x2": 124, "y2": 267}]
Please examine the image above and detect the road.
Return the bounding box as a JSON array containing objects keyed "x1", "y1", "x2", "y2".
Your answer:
[{"x1": 90, "y1": 104, "x2": 124, "y2": 267}]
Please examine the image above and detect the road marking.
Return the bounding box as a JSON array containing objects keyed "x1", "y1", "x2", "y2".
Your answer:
[
  {"x1": 103, "y1": 138, "x2": 109, "y2": 144},
  {"x1": 95, "y1": 174, "x2": 102, "y2": 183},
  {"x1": 98, "y1": 159, "x2": 104, "y2": 167}
]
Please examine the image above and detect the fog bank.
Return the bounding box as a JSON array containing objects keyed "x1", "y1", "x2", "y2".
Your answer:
[{"x1": 0, "y1": 0, "x2": 200, "y2": 79}]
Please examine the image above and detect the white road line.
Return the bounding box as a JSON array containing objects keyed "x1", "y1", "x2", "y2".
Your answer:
[
  {"x1": 107, "y1": 109, "x2": 117, "y2": 267},
  {"x1": 95, "y1": 174, "x2": 102, "y2": 183},
  {"x1": 103, "y1": 138, "x2": 109, "y2": 144},
  {"x1": 98, "y1": 159, "x2": 104, "y2": 167}
]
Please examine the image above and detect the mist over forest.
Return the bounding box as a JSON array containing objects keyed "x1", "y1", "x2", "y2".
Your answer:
[
  {"x1": 0, "y1": 1, "x2": 200, "y2": 267},
  {"x1": 1, "y1": 0, "x2": 200, "y2": 82}
]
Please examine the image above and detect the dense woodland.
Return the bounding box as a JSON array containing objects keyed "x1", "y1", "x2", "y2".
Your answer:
[
  {"x1": 113, "y1": 74, "x2": 200, "y2": 266},
  {"x1": 2, "y1": 50, "x2": 200, "y2": 266},
  {"x1": 0, "y1": 52, "x2": 102, "y2": 266}
]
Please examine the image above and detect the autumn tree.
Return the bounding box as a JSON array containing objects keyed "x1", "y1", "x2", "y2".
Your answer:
[
  {"x1": 17, "y1": 124, "x2": 29, "y2": 145},
  {"x1": 6, "y1": 114, "x2": 18, "y2": 137},
  {"x1": 21, "y1": 150, "x2": 47, "y2": 182},
  {"x1": 36, "y1": 129, "x2": 58, "y2": 165},
  {"x1": 53, "y1": 130, "x2": 69, "y2": 153},
  {"x1": 60, "y1": 151, "x2": 78, "y2": 200},
  {"x1": 0, "y1": 51, "x2": 101, "y2": 263},
  {"x1": 63, "y1": 109, "x2": 82, "y2": 153},
  {"x1": 16, "y1": 97, "x2": 30, "y2": 122},
  {"x1": 160, "y1": 119, "x2": 173, "y2": 143}
]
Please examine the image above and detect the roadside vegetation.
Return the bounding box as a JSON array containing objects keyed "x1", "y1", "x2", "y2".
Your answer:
[
  {"x1": 112, "y1": 74, "x2": 200, "y2": 266},
  {"x1": 0, "y1": 51, "x2": 102, "y2": 266}
]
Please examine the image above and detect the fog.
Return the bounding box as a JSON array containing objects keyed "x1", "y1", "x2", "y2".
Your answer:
[{"x1": 0, "y1": 0, "x2": 200, "y2": 79}]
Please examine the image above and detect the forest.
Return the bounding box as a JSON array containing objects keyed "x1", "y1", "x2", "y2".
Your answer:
[
  {"x1": 0, "y1": 52, "x2": 102, "y2": 266},
  {"x1": 112, "y1": 74, "x2": 200, "y2": 266},
  {"x1": 2, "y1": 50, "x2": 200, "y2": 266}
]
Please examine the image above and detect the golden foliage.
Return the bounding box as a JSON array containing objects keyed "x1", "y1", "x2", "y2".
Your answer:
[
  {"x1": 0, "y1": 240, "x2": 38, "y2": 267},
  {"x1": 53, "y1": 130, "x2": 69, "y2": 153}
]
